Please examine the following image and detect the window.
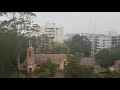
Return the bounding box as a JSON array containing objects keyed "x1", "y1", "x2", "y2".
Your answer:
[
  {"x1": 29, "y1": 51, "x2": 31, "y2": 57},
  {"x1": 37, "y1": 65, "x2": 40, "y2": 67},
  {"x1": 23, "y1": 65, "x2": 26, "y2": 68}
]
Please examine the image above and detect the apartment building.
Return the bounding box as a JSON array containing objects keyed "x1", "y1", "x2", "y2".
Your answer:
[
  {"x1": 111, "y1": 35, "x2": 120, "y2": 47},
  {"x1": 37, "y1": 22, "x2": 64, "y2": 43},
  {"x1": 95, "y1": 34, "x2": 112, "y2": 53},
  {"x1": 80, "y1": 33, "x2": 112, "y2": 56}
]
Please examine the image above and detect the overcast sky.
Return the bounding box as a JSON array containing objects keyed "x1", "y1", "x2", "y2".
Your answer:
[{"x1": 33, "y1": 12, "x2": 120, "y2": 35}]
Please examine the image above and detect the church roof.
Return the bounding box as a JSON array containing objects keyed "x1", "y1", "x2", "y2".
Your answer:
[
  {"x1": 80, "y1": 57, "x2": 97, "y2": 66},
  {"x1": 34, "y1": 54, "x2": 67, "y2": 64},
  {"x1": 114, "y1": 59, "x2": 120, "y2": 64}
]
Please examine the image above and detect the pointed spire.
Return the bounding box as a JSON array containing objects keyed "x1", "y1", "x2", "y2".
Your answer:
[{"x1": 29, "y1": 40, "x2": 32, "y2": 48}]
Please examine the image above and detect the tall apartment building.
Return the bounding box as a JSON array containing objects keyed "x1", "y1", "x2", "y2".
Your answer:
[
  {"x1": 37, "y1": 22, "x2": 64, "y2": 43},
  {"x1": 80, "y1": 33, "x2": 112, "y2": 56},
  {"x1": 111, "y1": 35, "x2": 120, "y2": 47},
  {"x1": 95, "y1": 34, "x2": 112, "y2": 53}
]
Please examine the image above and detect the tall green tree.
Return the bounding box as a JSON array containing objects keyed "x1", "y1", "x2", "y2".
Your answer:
[
  {"x1": 95, "y1": 49, "x2": 111, "y2": 66},
  {"x1": 95, "y1": 45, "x2": 120, "y2": 66},
  {"x1": 64, "y1": 53, "x2": 103, "y2": 78},
  {"x1": 0, "y1": 12, "x2": 37, "y2": 77},
  {"x1": 39, "y1": 58, "x2": 57, "y2": 78},
  {"x1": 65, "y1": 34, "x2": 91, "y2": 56},
  {"x1": 36, "y1": 34, "x2": 50, "y2": 54},
  {"x1": 53, "y1": 42, "x2": 70, "y2": 54}
]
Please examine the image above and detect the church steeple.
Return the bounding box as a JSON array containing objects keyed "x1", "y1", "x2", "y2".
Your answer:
[
  {"x1": 29, "y1": 40, "x2": 32, "y2": 48},
  {"x1": 26, "y1": 40, "x2": 36, "y2": 76}
]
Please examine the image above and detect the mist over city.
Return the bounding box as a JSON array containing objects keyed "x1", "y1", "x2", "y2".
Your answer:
[
  {"x1": 34, "y1": 12, "x2": 120, "y2": 34},
  {"x1": 1, "y1": 12, "x2": 120, "y2": 78}
]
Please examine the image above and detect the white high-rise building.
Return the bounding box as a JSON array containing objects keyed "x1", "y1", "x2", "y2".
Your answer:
[
  {"x1": 80, "y1": 33, "x2": 112, "y2": 56},
  {"x1": 95, "y1": 34, "x2": 112, "y2": 53},
  {"x1": 37, "y1": 22, "x2": 64, "y2": 43}
]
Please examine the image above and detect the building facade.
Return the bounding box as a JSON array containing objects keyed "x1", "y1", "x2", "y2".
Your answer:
[
  {"x1": 80, "y1": 33, "x2": 112, "y2": 56},
  {"x1": 111, "y1": 35, "x2": 120, "y2": 47},
  {"x1": 20, "y1": 46, "x2": 67, "y2": 74},
  {"x1": 95, "y1": 34, "x2": 112, "y2": 54},
  {"x1": 37, "y1": 22, "x2": 64, "y2": 43}
]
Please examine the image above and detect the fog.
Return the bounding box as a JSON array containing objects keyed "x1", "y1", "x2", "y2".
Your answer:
[{"x1": 34, "y1": 12, "x2": 120, "y2": 34}]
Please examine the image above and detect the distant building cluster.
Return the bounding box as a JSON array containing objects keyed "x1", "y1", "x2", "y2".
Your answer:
[
  {"x1": 79, "y1": 33, "x2": 120, "y2": 56},
  {"x1": 36, "y1": 22, "x2": 64, "y2": 43}
]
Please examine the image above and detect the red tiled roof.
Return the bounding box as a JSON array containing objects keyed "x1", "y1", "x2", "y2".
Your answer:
[{"x1": 35, "y1": 54, "x2": 67, "y2": 64}]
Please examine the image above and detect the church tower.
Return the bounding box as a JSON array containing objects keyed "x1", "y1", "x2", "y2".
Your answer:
[{"x1": 26, "y1": 40, "x2": 36, "y2": 74}]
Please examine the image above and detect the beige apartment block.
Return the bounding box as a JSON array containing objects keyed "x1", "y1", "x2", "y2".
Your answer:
[{"x1": 36, "y1": 22, "x2": 64, "y2": 43}]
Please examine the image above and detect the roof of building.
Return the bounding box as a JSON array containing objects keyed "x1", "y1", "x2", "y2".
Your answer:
[
  {"x1": 114, "y1": 59, "x2": 120, "y2": 64},
  {"x1": 94, "y1": 67, "x2": 108, "y2": 73},
  {"x1": 34, "y1": 54, "x2": 67, "y2": 64},
  {"x1": 80, "y1": 57, "x2": 99, "y2": 66}
]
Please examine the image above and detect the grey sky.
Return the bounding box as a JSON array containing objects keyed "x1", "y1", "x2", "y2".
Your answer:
[{"x1": 33, "y1": 12, "x2": 120, "y2": 34}]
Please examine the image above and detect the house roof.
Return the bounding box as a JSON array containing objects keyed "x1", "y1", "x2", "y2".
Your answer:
[
  {"x1": 34, "y1": 54, "x2": 67, "y2": 64},
  {"x1": 94, "y1": 67, "x2": 107, "y2": 73},
  {"x1": 114, "y1": 59, "x2": 120, "y2": 64},
  {"x1": 80, "y1": 57, "x2": 99, "y2": 66}
]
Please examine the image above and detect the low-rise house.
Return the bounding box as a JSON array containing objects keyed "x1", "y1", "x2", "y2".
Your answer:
[
  {"x1": 80, "y1": 57, "x2": 96, "y2": 67},
  {"x1": 80, "y1": 57, "x2": 108, "y2": 73},
  {"x1": 94, "y1": 66, "x2": 108, "y2": 73},
  {"x1": 112, "y1": 59, "x2": 120, "y2": 73}
]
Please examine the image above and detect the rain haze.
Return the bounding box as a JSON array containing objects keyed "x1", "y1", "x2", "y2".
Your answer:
[{"x1": 34, "y1": 12, "x2": 120, "y2": 35}]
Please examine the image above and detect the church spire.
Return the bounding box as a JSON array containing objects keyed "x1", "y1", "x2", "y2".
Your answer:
[{"x1": 29, "y1": 40, "x2": 32, "y2": 48}]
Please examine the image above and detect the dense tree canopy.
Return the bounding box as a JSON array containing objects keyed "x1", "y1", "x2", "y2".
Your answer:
[
  {"x1": 0, "y1": 12, "x2": 38, "y2": 77},
  {"x1": 38, "y1": 58, "x2": 57, "y2": 78},
  {"x1": 53, "y1": 42, "x2": 70, "y2": 54},
  {"x1": 95, "y1": 45, "x2": 120, "y2": 66},
  {"x1": 65, "y1": 34, "x2": 91, "y2": 56},
  {"x1": 64, "y1": 53, "x2": 103, "y2": 78},
  {"x1": 36, "y1": 34, "x2": 50, "y2": 54}
]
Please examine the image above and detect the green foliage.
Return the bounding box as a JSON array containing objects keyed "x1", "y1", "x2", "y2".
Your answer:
[
  {"x1": 36, "y1": 34, "x2": 50, "y2": 54},
  {"x1": 95, "y1": 45, "x2": 120, "y2": 66},
  {"x1": 39, "y1": 69, "x2": 52, "y2": 78},
  {"x1": 0, "y1": 12, "x2": 37, "y2": 36},
  {"x1": 53, "y1": 42, "x2": 70, "y2": 54},
  {"x1": 102, "y1": 72, "x2": 120, "y2": 78},
  {"x1": 65, "y1": 34, "x2": 91, "y2": 56},
  {"x1": 0, "y1": 12, "x2": 37, "y2": 77},
  {"x1": 95, "y1": 49, "x2": 112, "y2": 66},
  {"x1": 64, "y1": 53, "x2": 105, "y2": 78},
  {"x1": 38, "y1": 58, "x2": 57, "y2": 78},
  {"x1": 9, "y1": 72, "x2": 26, "y2": 78}
]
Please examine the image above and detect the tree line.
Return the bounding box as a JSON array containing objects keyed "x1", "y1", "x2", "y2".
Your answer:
[{"x1": 0, "y1": 12, "x2": 100, "y2": 78}]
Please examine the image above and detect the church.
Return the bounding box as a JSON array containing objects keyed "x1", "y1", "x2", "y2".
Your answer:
[{"x1": 20, "y1": 41, "x2": 67, "y2": 74}]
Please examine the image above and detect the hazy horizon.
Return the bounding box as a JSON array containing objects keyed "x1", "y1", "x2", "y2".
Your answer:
[
  {"x1": 1, "y1": 12, "x2": 120, "y2": 35},
  {"x1": 34, "y1": 12, "x2": 120, "y2": 35}
]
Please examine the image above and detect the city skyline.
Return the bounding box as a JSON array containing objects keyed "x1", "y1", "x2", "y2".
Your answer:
[{"x1": 34, "y1": 12, "x2": 120, "y2": 34}]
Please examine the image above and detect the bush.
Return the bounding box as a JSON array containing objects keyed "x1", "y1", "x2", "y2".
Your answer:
[{"x1": 10, "y1": 72, "x2": 26, "y2": 78}]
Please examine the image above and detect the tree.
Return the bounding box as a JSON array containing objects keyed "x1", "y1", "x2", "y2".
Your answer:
[
  {"x1": 53, "y1": 42, "x2": 70, "y2": 54},
  {"x1": 0, "y1": 12, "x2": 37, "y2": 77},
  {"x1": 36, "y1": 34, "x2": 50, "y2": 54},
  {"x1": 65, "y1": 34, "x2": 91, "y2": 56},
  {"x1": 64, "y1": 53, "x2": 83, "y2": 78},
  {"x1": 64, "y1": 53, "x2": 104, "y2": 78},
  {"x1": 95, "y1": 45, "x2": 120, "y2": 66},
  {"x1": 95, "y1": 49, "x2": 111, "y2": 66},
  {"x1": 0, "y1": 12, "x2": 37, "y2": 36},
  {"x1": 39, "y1": 58, "x2": 57, "y2": 78}
]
